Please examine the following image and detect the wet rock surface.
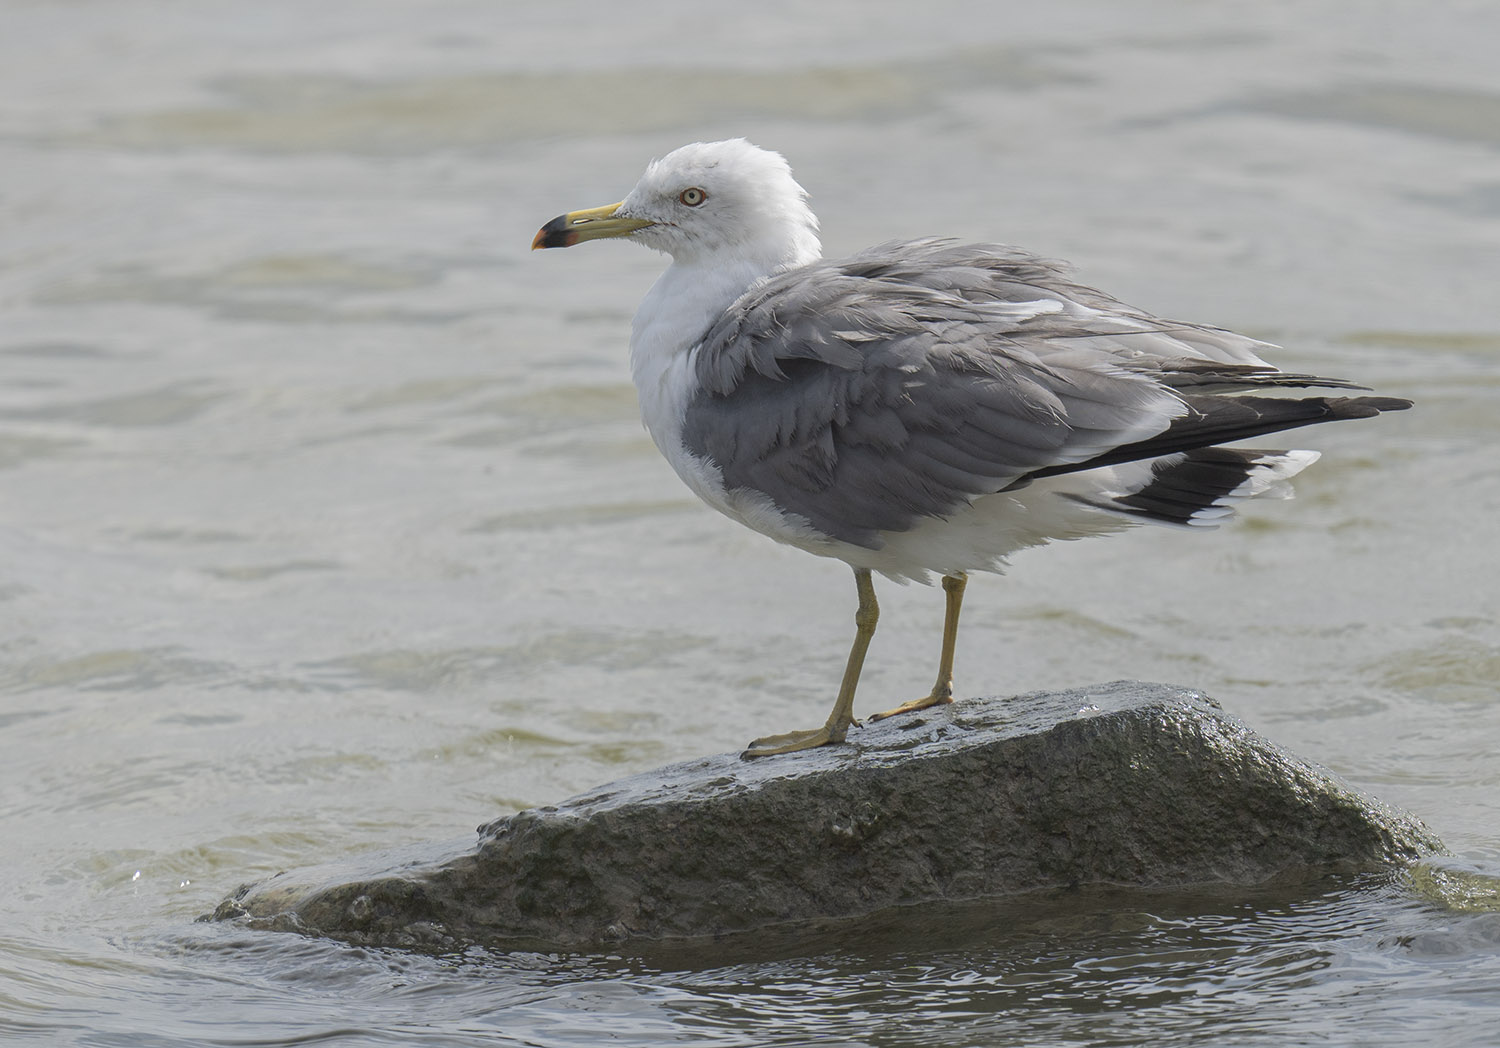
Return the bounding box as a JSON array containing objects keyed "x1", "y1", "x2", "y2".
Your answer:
[{"x1": 208, "y1": 682, "x2": 1442, "y2": 948}]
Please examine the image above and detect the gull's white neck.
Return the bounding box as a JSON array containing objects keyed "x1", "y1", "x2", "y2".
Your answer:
[{"x1": 629, "y1": 243, "x2": 818, "y2": 455}]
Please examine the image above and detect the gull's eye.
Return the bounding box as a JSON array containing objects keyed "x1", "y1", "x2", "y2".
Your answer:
[{"x1": 678, "y1": 187, "x2": 707, "y2": 207}]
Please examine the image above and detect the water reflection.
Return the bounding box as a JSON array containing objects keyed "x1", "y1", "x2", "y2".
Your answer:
[{"x1": 93, "y1": 878, "x2": 1491, "y2": 1047}]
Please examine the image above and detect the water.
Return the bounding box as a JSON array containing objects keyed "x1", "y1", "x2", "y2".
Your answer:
[{"x1": 3, "y1": 1, "x2": 1499, "y2": 1044}]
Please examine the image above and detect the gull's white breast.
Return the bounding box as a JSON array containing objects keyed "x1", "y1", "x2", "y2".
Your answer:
[{"x1": 629, "y1": 261, "x2": 839, "y2": 557}]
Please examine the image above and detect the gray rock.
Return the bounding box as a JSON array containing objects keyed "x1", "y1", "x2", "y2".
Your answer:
[{"x1": 207, "y1": 682, "x2": 1442, "y2": 947}]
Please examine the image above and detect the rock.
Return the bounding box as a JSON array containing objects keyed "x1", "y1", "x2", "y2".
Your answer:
[{"x1": 207, "y1": 682, "x2": 1442, "y2": 948}]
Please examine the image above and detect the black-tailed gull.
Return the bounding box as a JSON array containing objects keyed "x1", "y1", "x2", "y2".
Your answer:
[{"x1": 532, "y1": 138, "x2": 1410, "y2": 758}]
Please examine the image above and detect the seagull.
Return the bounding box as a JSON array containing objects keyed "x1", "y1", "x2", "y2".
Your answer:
[{"x1": 532, "y1": 138, "x2": 1410, "y2": 758}]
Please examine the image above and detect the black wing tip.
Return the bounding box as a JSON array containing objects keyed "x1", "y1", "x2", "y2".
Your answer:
[
  {"x1": 1022, "y1": 391, "x2": 1414, "y2": 483},
  {"x1": 1329, "y1": 395, "x2": 1414, "y2": 418}
]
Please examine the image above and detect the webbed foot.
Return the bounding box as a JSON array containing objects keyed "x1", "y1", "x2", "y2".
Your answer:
[
  {"x1": 740, "y1": 721, "x2": 854, "y2": 759},
  {"x1": 867, "y1": 690, "x2": 954, "y2": 722}
]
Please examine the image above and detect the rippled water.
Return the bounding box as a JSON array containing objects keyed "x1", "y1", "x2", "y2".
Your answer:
[{"x1": 4, "y1": 2, "x2": 1500, "y2": 1045}]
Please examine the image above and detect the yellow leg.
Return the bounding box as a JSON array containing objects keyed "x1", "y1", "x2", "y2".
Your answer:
[
  {"x1": 742, "y1": 568, "x2": 878, "y2": 758},
  {"x1": 869, "y1": 572, "x2": 966, "y2": 722}
]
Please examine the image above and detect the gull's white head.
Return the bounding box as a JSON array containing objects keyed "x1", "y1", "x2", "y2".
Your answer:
[{"x1": 533, "y1": 139, "x2": 822, "y2": 271}]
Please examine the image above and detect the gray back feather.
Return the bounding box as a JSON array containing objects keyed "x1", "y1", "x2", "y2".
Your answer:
[{"x1": 679, "y1": 239, "x2": 1340, "y2": 549}]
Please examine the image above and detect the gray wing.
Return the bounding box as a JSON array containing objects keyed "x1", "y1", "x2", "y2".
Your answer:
[{"x1": 680, "y1": 239, "x2": 1366, "y2": 549}]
